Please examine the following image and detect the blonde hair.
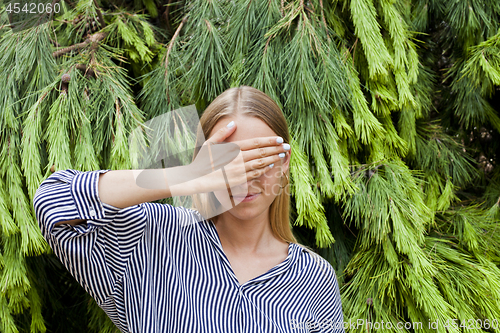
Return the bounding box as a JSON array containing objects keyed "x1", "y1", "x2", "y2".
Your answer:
[{"x1": 191, "y1": 86, "x2": 297, "y2": 245}]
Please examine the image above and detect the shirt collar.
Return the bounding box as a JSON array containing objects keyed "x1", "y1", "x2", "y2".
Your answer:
[{"x1": 198, "y1": 219, "x2": 303, "y2": 287}]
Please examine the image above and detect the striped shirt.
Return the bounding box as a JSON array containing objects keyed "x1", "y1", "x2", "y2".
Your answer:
[{"x1": 33, "y1": 169, "x2": 346, "y2": 333}]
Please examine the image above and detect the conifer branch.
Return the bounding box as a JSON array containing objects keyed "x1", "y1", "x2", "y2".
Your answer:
[
  {"x1": 56, "y1": 15, "x2": 82, "y2": 25},
  {"x1": 351, "y1": 38, "x2": 358, "y2": 62},
  {"x1": 204, "y1": 19, "x2": 211, "y2": 32},
  {"x1": 264, "y1": 36, "x2": 271, "y2": 53},
  {"x1": 52, "y1": 40, "x2": 90, "y2": 58},
  {"x1": 318, "y1": 0, "x2": 330, "y2": 42},
  {"x1": 50, "y1": 38, "x2": 60, "y2": 47},
  {"x1": 93, "y1": 0, "x2": 106, "y2": 28},
  {"x1": 60, "y1": 73, "x2": 70, "y2": 93},
  {"x1": 112, "y1": 98, "x2": 121, "y2": 143},
  {"x1": 52, "y1": 32, "x2": 107, "y2": 58},
  {"x1": 308, "y1": 0, "x2": 315, "y2": 14},
  {"x1": 163, "y1": 0, "x2": 174, "y2": 31},
  {"x1": 164, "y1": 16, "x2": 187, "y2": 74},
  {"x1": 89, "y1": 31, "x2": 108, "y2": 49},
  {"x1": 76, "y1": 64, "x2": 96, "y2": 78}
]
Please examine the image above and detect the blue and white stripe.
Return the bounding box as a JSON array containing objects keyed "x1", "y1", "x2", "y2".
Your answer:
[{"x1": 33, "y1": 169, "x2": 345, "y2": 333}]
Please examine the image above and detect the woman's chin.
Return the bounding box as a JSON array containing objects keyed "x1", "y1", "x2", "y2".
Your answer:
[
  {"x1": 217, "y1": 198, "x2": 263, "y2": 217},
  {"x1": 224, "y1": 208, "x2": 262, "y2": 222}
]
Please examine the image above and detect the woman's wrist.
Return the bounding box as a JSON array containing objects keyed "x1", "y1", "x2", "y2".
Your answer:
[{"x1": 163, "y1": 164, "x2": 204, "y2": 197}]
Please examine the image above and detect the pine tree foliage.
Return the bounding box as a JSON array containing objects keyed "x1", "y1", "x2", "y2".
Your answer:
[
  {"x1": 0, "y1": 0, "x2": 499, "y2": 331},
  {"x1": 342, "y1": 161, "x2": 458, "y2": 333}
]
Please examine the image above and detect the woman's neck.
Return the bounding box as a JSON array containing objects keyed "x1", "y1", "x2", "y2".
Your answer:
[{"x1": 213, "y1": 209, "x2": 278, "y2": 256}]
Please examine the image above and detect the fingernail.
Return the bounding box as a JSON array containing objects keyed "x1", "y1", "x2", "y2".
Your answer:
[
  {"x1": 226, "y1": 121, "x2": 235, "y2": 128},
  {"x1": 279, "y1": 153, "x2": 285, "y2": 158},
  {"x1": 276, "y1": 137, "x2": 283, "y2": 144},
  {"x1": 282, "y1": 143, "x2": 290, "y2": 151},
  {"x1": 268, "y1": 163, "x2": 274, "y2": 168}
]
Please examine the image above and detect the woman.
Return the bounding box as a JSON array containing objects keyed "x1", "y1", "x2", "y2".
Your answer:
[{"x1": 34, "y1": 86, "x2": 345, "y2": 332}]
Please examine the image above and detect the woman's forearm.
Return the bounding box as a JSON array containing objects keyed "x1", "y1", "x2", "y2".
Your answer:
[
  {"x1": 52, "y1": 166, "x2": 198, "y2": 227},
  {"x1": 97, "y1": 166, "x2": 198, "y2": 209}
]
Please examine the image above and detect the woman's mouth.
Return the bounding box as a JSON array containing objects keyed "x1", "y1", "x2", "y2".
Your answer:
[{"x1": 232, "y1": 193, "x2": 260, "y2": 202}]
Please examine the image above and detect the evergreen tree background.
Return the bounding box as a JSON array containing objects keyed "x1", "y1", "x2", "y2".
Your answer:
[{"x1": 0, "y1": 0, "x2": 500, "y2": 331}]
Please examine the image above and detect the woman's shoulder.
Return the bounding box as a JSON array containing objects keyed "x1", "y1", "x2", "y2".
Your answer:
[
  {"x1": 294, "y1": 243, "x2": 338, "y2": 280},
  {"x1": 294, "y1": 243, "x2": 322, "y2": 260},
  {"x1": 141, "y1": 202, "x2": 207, "y2": 228}
]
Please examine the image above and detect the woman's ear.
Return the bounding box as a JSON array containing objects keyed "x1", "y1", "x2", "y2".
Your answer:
[{"x1": 282, "y1": 151, "x2": 291, "y2": 175}]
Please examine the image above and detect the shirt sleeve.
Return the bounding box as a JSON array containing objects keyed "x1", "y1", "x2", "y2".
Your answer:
[
  {"x1": 33, "y1": 169, "x2": 150, "y2": 305},
  {"x1": 311, "y1": 254, "x2": 346, "y2": 333}
]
